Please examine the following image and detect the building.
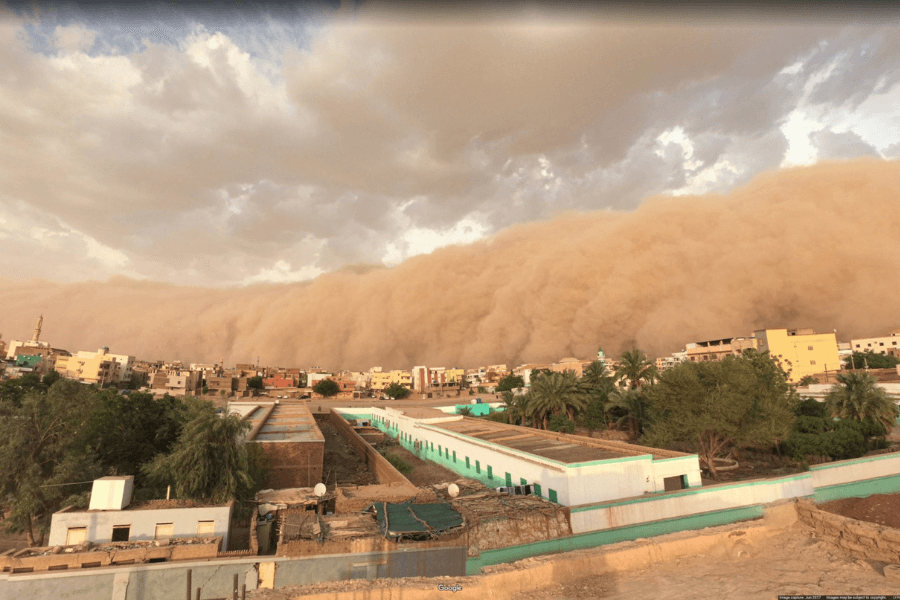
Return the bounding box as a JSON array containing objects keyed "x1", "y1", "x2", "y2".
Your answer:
[
  {"x1": 369, "y1": 369, "x2": 412, "y2": 391},
  {"x1": 849, "y1": 331, "x2": 900, "y2": 359},
  {"x1": 56, "y1": 347, "x2": 135, "y2": 384},
  {"x1": 264, "y1": 374, "x2": 297, "y2": 389},
  {"x1": 656, "y1": 351, "x2": 687, "y2": 372},
  {"x1": 355, "y1": 407, "x2": 701, "y2": 507},
  {"x1": 230, "y1": 401, "x2": 325, "y2": 489},
  {"x1": 549, "y1": 358, "x2": 592, "y2": 377},
  {"x1": 754, "y1": 328, "x2": 841, "y2": 383},
  {"x1": 684, "y1": 336, "x2": 758, "y2": 363},
  {"x1": 148, "y1": 368, "x2": 203, "y2": 396},
  {"x1": 48, "y1": 477, "x2": 233, "y2": 549}
]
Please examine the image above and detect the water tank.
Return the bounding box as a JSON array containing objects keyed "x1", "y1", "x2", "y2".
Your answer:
[{"x1": 88, "y1": 476, "x2": 134, "y2": 510}]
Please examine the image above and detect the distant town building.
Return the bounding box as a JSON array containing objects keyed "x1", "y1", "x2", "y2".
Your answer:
[
  {"x1": 849, "y1": 331, "x2": 900, "y2": 358},
  {"x1": 754, "y1": 328, "x2": 840, "y2": 383},
  {"x1": 685, "y1": 336, "x2": 758, "y2": 363}
]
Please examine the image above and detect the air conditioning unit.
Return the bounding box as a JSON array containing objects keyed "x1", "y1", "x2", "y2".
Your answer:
[{"x1": 88, "y1": 476, "x2": 134, "y2": 510}]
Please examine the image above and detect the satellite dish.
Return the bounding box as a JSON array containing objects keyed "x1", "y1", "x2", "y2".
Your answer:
[
  {"x1": 314, "y1": 483, "x2": 326, "y2": 497},
  {"x1": 447, "y1": 483, "x2": 459, "y2": 498}
]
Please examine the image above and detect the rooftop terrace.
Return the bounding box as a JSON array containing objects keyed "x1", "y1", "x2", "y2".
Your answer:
[{"x1": 233, "y1": 402, "x2": 325, "y2": 443}]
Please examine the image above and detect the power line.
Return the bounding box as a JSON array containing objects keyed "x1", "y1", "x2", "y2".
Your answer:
[{"x1": 39, "y1": 480, "x2": 95, "y2": 488}]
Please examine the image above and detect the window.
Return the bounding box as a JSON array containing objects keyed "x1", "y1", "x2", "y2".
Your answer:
[
  {"x1": 533, "y1": 483, "x2": 542, "y2": 497},
  {"x1": 476, "y1": 460, "x2": 481, "y2": 474},
  {"x1": 66, "y1": 527, "x2": 87, "y2": 546},
  {"x1": 880, "y1": 342, "x2": 885, "y2": 346},
  {"x1": 856, "y1": 344, "x2": 860, "y2": 348},
  {"x1": 452, "y1": 451, "x2": 456, "y2": 463},
  {"x1": 487, "y1": 465, "x2": 493, "y2": 480},
  {"x1": 808, "y1": 346, "x2": 814, "y2": 351},
  {"x1": 548, "y1": 489, "x2": 558, "y2": 503},
  {"x1": 111, "y1": 525, "x2": 130, "y2": 542},
  {"x1": 154, "y1": 523, "x2": 174, "y2": 539},
  {"x1": 465, "y1": 456, "x2": 470, "y2": 469},
  {"x1": 505, "y1": 472, "x2": 512, "y2": 487},
  {"x1": 810, "y1": 360, "x2": 816, "y2": 365},
  {"x1": 520, "y1": 478, "x2": 528, "y2": 486},
  {"x1": 664, "y1": 475, "x2": 687, "y2": 491},
  {"x1": 197, "y1": 521, "x2": 215, "y2": 536}
]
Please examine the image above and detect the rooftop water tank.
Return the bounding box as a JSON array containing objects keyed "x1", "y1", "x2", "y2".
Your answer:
[{"x1": 88, "y1": 476, "x2": 134, "y2": 511}]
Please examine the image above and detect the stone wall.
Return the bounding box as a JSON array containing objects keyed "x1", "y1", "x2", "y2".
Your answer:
[
  {"x1": 795, "y1": 498, "x2": 900, "y2": 563},
  {"x1": 259, "y1": 439, "x2": 325, "y2": 489}
]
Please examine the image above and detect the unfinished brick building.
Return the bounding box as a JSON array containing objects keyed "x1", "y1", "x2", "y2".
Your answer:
[{"x1": 233, "y1": 402, "x2": 325, "y2": 489}]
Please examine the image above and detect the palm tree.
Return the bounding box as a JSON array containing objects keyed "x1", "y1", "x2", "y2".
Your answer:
[
  {"x1": 581, "y1": 360, "x2": 612, "y2": 388},
  {"x1": 614, "y1": 349, "x2": 657, "y2": 390},
  {"x1": 500, "y1": 390, "x2": 517, "y2": 425},
  {"x1": 528, "y1": 371, "x2": 589, "y2": 429},
  {"x1": 825, "y1": 372, "x2": 899, "y2": 429},
  {"x1": 605, "y1": 388, "x2": 654, "y2": 440}
]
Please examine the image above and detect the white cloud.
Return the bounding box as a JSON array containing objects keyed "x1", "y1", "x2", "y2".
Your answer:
[{"x1": 53, "y1": 24, "x2": 98, "y2": 53}]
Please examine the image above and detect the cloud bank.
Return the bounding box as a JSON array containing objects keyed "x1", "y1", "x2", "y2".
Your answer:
[{"x1": 1, "y1": 159, "x2": 898, "y2": 369}]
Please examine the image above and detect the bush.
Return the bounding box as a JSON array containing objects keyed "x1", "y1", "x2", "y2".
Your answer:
[
  {"x1": 825, "y1": 427, "x2": 867, "y2": 460},
  {"x1": 794, "y1": 398, "x2": 827, "y2": 418},
  {"x1": 794, "y1": 416, "x2": 828, "y2": 434},
  {"x1": 382, "y1": 452, "x2": 413, "y2": 475},
  {"x1": 548, "y1": 414, "x2": 575, "y2": 434},
  {"x1": 481, "y1": 411, "x2": 509, "y2": 423}
]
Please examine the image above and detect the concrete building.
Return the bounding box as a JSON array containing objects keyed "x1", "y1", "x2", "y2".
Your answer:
[
  {"x1": 56, "y1": 347, "x2": 134, "y2": 384},
  {"x1": 231, "y1": 402, "x2": 325, "y2": 489},
  {"x1": 656, "y1": 351, "x2": 687, "y2": 372},
  {"x1": 850, "y1": 331, "x2": 900, "y2": 358},
  {"x1": 48, "y1": 477, "x2": 233, "y2": 549},
  {"x1": 5, "y1": 315, "x2": 54, "y2": 360},
  {"x1": 685, "y1": 336, "x2": 758, "y2": 363},
  {"x1": 369, "y1": 369, "x2": 412, "y2": 391},
  {"x1": 148, "y1": 369, "x2": 203, "y2": 396},
  {"x1": 754, "y1": 328, "x2": 841, "y2": 383},
  {"x1": 359, "y1": 407, "x2": 701, "y2": 507},
  {"x1": 549, "y1": 358, "x2": 592, "y2": 377}
]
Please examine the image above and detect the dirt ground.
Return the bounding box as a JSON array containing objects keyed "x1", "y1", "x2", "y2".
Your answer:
[
  {"x1": 819, "y1": 493, "x2": 900, "y2": 529},
  {"x1": 374, "y1": 440, "x2": 460, "y2": 487},
  {"x1": 314, "y1": 415, "x2": 377, "y2": 488}
]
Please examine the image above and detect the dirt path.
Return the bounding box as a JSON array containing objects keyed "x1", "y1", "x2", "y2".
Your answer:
[
  {"x1": 376, "y1": 441, "x2": 459, "y2": 487},
  {"x1": 314, "y1": 415, "x2": 376, "y2": 488}
]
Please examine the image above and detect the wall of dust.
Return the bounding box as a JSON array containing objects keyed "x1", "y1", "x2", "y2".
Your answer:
[{"x1": 2, "y1": 159, "x2": 899, "y2": 370}]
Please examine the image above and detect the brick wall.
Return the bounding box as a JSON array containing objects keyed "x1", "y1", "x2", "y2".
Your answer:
[
  {"x1": 795, "y1": 498, "x2": 900, "y2": 563},
  {"x1": 259, "y1": 440, "x2": 324, "y2": 489},
  {"x1": 328, "y1": 409, "x2": 413, "y2": 486}
]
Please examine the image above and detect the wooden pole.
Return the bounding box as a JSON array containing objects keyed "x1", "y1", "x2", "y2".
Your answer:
[
  {"x1": 186, "y1": 569, "x2": 192, "y2": 600},
  {"x1": 195, "y1": 588, "x2": 201, "y2": 600},
  {"x1": 233, "y1": 573, "x2": 239, "y2": 599},
  {"x1": 241, "y1": 584, "x2": 247, "y2": 600}
]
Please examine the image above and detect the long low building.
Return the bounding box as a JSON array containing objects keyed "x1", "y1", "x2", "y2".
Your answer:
[
  {"x1": 230, "y1": 401, "x2": 325, "y2": 489},
  {"x1": 337, "y1": 406, "x2": 702, "y2": 507}
]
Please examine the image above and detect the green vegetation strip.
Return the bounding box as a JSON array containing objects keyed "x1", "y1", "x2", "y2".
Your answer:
[{"x1": 465, "y1": 505, "x2": 765, "y2": 575}]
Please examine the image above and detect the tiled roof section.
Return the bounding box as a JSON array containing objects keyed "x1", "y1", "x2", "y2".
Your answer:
[{"x1": 241, "y1": 402, "x2": 324, "y2": 443}]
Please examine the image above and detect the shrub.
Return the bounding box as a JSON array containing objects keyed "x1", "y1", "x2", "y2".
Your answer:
[
  {"x1": 382, "y1": 452, "x2": 413, "y2": 475},
  {"x1": 548, "y1": 414, "x2": 575, "y2": 434},
  {"x1": 794, "y1": 398, "x2": 827, "y2": 418},
  {"x1": 794, "y1": 416, "x2": 828, "y2": 434}
]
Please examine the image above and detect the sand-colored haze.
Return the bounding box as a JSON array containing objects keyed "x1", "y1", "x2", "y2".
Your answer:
[{"x1": 1, "y1": 158, "x2": 898, "y2": 370}]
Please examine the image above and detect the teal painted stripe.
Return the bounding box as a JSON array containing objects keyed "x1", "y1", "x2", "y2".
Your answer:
[
  {"x1": 813, "y1": 473, "x2": 900, "y2": 503},
  {"x1": 339, "y1": 413, "x2": 372, "y2": 421},
  {"x1": 809, "y1": 452, "x2": 900, "y2": 471},
  {"x1": 570, "y1": 473, "x2": 812, "y2": 513},
  {"x1": 418, "y1": 424, "x2": 573, "y2": 470},
  {"x1": 653, "y1": 455, "x2": 698, "y2": 463},
  {"x1": 465, "y1": 505, "x2": 765, "y2": 575}
]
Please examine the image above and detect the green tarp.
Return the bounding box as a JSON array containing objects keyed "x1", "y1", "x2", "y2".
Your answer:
[{"x1": 373, "y1": 501, "x2": 465, "y2": 540}]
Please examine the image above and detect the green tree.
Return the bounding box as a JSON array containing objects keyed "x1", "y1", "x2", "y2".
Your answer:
[
  {"x1": 528, "y1": 371, "x2": 589, "y2": 429},
  {"x1": 0, "y1": 372, "x2": 48, "y2": 409},
  {"x1": 497, "y1": 374, "x2": 525, "y2": 392},
  {"x1": 844, "y1": 351, "x2": 900, "y2": 370},
  {"x1": 384, "y1": 382, "x2": 410, "y2": 399},
  {"x1": 642, "y1": 352, "x2": 796, "y2": 478},
  {"x1": 0, "y1": 379, "x2": 103, "y2": 545},
  {"x1": 581, "y1": 360, "x2": 612, "y2": 388},
  {"x1": 577, "y1": 396, "x2": 607, "y2": 437},
  {"x1": 313, "y1": 379, "x2": 340, "y2": 397},
  {"x1": 142, "y1": 403, "x2": 252, "y2": 503},
  {"x1": 797, "y1": 376, "x2": 820, "y2": 386},
  {"x1": 606, "y1": 389, "x2": 654, "y2": 440},
  {"x1": 530, "y1": 368, "x2": 551, "y2": 382},
  {"x1": 825, "y1": 372, "x2": 898, "y2": 430},
  {"x1": 247, "y1": 376, "x2": 264, "y2": 390},
  {"x1": 548, "y1": 414, "x2": 575, "y2": 434},
  {"x1": 500, "y1": 390, "x2": 518, "y2": 424},
  {"x1": 41, "y1": 370, "x2": 61, "y2": 387},
  {"x1": 614, "y1": 349, "x2": 657, "y2": 390}
]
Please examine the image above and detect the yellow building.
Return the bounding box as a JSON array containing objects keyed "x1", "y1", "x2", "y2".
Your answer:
[
  {"x1": 56, "y1": 350, "x2": 120, "y2": 385},
  {"x1": 444, "y1": 368, "x2": 465, "y2": 384},
  {"x1": 754, "y1": 328, "x2": 840, "y2": 383},
  {"x1": 369, "y1": 369, "x2": 412, "y2": 391}
]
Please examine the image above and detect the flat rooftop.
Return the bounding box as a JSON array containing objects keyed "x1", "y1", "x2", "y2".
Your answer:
[
  {"x1": 235, "y1": 402, "x2": 325, "y2": 443},
  {"x1": 430, "y1": 418, "x2": 680, "y2": 464}
]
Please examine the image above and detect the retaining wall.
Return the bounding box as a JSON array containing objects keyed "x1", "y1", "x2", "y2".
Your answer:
[
  {"x1": 327, "y1": 410, "x2": 413, "y2": 487},
  {"x1": 795, "y1": 498, "x2": 900, "y2": 563}
]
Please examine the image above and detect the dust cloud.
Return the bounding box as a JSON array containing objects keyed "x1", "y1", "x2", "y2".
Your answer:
[{"x1": 2, "y1": 158, "x2": 898, "y2": 370}]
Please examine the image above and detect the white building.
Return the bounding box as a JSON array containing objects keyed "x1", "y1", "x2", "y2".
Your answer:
[
  {"x1": 849, "y1": 332, "x2": 900, "y2": 357},
  {"x1": 348, "y1": 407, "x2": 702, "y2": 507}
]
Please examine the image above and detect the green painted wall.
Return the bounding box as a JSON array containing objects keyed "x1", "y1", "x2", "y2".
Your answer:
[
  {"x1": 813, "y1": 473, "x2": 900, "y2": 503},
  {"x1": 465, "y1": 505, "x2": 765, "y2": 575},
  {"x1": 456, "y1": 404, "x2": 501, "y2": 416}
]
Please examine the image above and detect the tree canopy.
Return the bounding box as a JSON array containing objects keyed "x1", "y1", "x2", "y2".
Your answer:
[
  {"x1": 496, "y1": 373, "x2": 525, "y2": 392},
  {"x1": 642, "y1": 350, "x2": 797, "y2": 478},
  {"x1": 384, "y1": 382, "x2": 410, "y2": 399},
  {"x1": 614, "y1": 349, "x2": 657, "y2": 390},
  {"x1": 313, "y1": 378, "x2": 340, "y2": 397},
  {"x1": 825, "y1": 372, "x2": 898, "y2": 430},
  {"x1": 843, "y1": 351, "x2": 900, "y2": 370}
]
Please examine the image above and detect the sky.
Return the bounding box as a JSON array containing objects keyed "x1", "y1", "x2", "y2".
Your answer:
[{"x1": 0, "y1": 2, "x2": 899, "y2": 368}]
